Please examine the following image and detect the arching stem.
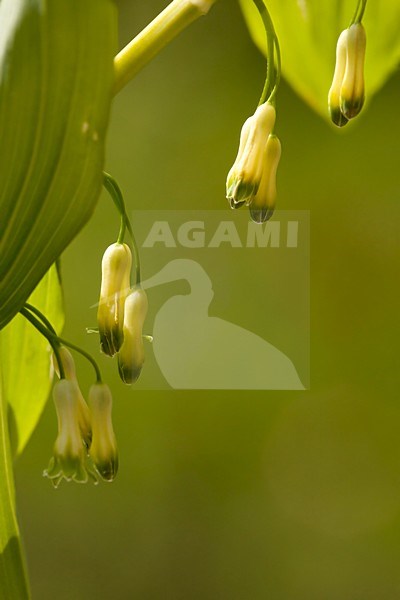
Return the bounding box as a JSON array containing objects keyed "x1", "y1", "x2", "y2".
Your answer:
[
  {"x1": 21, "y1": 306, "x2": 102, "y2": 384},
  {"x1": 103, "y1": 172, "x2": 142, "y2": 285},
  {"x1": 20, "y1": 308, "x2": 65, "y2": 380},
  {"x1": 113, "y1": 0, "x2": 218, "y2": 94},
  {"x1": 351, "y1": 0, "x2": 367, "y2": 25}
]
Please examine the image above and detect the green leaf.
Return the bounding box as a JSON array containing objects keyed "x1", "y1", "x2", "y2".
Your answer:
[
  {"x1": 239, "y1": 0, "x2": 400, "y2": 121},
  {"x1": 0, "y1": 0, "x2": 117, "y2": 329},
  {"x1": 0, "y1": 268, "x2": 60, "y2": 598},
  {"x1": 0, "y1": 265, "x2": 64, "y2": 457},
  {"x1": 0, "y1": 373, "x2": 30, "y2": 599}
]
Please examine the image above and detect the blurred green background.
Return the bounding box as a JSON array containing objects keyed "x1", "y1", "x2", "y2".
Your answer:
[{"x1": 15, "y1": 1, "x2": 400, "y2": 598}]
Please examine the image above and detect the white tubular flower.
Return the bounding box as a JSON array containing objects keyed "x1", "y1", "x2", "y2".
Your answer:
[
  {"x1": 226, "y1": 102, "x2": 276, "y2": 207},
  {"x1": 88, "y1": 383, "x2": 118, "y2": 482},
  {"x1": 226, "y1": 117, "x2": 253, "y2": 208},
  {"x1": 249, "y1": 134, "x2": 281, "y2": 224},
  {"x1": 328, "y1": 29, "x2": 349, "y2": 127},
  {"x1": 52, "y1": 347, "x2": 92, "y2": 448},
  {"x1": 118, "y1": 287, "x2": 148, "y2": 384},
  {"x1": 340, "y1": 22, "x2": 366, "y2": 119},
  {"x1": 44, "y1": 379, "x2": 88, "y2": 487},
  {"x1": 97, "y1": 242, "x2": 132, "y2": 357}
]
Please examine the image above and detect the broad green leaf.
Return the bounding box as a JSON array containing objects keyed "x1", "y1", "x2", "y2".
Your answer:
[
  {"x1": 0, "y1": 265, "x2": 64, "y2": 457},
  {"x1": 0, "y1": 0, "x2": 117, "y2": 329},
  {"x1": 239, "y1": 0, "x2": 400, "y2": 121},
  {"x1": 0, "y1": 368, "x2": 30, "y2": 598}
]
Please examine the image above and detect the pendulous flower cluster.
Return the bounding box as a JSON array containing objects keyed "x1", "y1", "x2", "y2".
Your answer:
[
  {"x1": 44, "y1": 348, "x2": 118, "y2": 487},
  {"x1": 42, "y1": 178, "x2": 149, "y2": 488},
  {"x1": 328, "y1": 22, "x2": 366, "y2": 127},
  {"x1": 97, "y1": 242, "x2": 148, "y2": 384},
  {"x1": 226, "y1": 102, "x2": 281, "y2": 223}
]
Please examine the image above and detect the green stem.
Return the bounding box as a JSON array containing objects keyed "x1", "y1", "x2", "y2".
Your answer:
[
  {"x1": 252, "y1": 0, "x2": 280, "y2": 105},
  {"x1": 22, "y1": 305, "x2": 102, "y2": 384},
  {"x1": 113, "y1": 0, "x2": 218, "y2": 94},
  {"x1": 24, "y1": 303, "x2": 57, "y2": 335},
  {"x1": 103, "y1": 172, "x2": 142, "y2": 285},
  {"x1": 357, "y1": 0, "x2": 367, "y2": 22},
  {"x1": 0, "y1": 367, "x2": 30, "y2": 599},
  {"x1": 351, "y1": 0, "x2": 367, "y2": 24},
  {"x1": 20, "y1": 308, "x2": 65, "y2": 380},
  {"x1": 270, "y1": 36, "x2": 281, "y2": 104},
  {"x1": 117, "y1": 216, "x2": 126, "y2": 245},
  {"x1": 54, "y1": 338, "x2": 102, "y2": 384}
]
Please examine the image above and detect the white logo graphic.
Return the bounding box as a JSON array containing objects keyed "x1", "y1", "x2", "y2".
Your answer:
[
  {"x1": 142, "y1": 258, "x2": 305, "y2": 389},
  {"x1": 130, "y1": 210, "x2": 310, "y2": 390}
]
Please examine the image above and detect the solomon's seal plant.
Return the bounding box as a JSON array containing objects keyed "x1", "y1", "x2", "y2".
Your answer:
[{"x1": 0, "y1": 0, "x2": 398, "y2": 596}]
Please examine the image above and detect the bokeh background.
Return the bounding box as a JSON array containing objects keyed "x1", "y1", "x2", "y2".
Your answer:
[{"x1": 15, "y1": 1, "x2": 400, "y2": 598}]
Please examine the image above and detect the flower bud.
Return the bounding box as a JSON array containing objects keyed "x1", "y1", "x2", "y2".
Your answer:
[
  {"x1": 118, "y1": 287, "x2": 148, "y2": 384},
  {"x1": 226, "y1": 103, "x2": 276, "y2": 207},
  {"x1": 97, "y1": 242, "x2": 132, "y2": 357},
  {"x1": 328, "y1": 29, "x2": 349, "y2": 127},
  {"x1": 88, "y1": 383, "x2": 118, "y2": 482},
  {"x1": 52, "y1": 347, "x2": 92, "y2": 448},
  {"x1": 340, "y1": 23, "x2": 366, "y2": 119},
  {"x1": 249, "y1": 134, "x2": 281, "y2": 224},
  {"x1": 44, "y1": 379, "x2": 88, "y2": 487}
]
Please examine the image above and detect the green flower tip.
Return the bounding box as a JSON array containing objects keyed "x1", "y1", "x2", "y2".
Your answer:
[
  {"x1": 118, "y1": 287, "x2": 148, "y2": 385},
  {"x1": 227, "y1": 178, "x2": 258, "y2": 208},
  {"x1": 97, "y1": 242, "x2": 132, "y2": 357},
  {"x1": 329, "y1": 106, "x2": 349, "y2": 128},
  {"x1": 44, "y1": 378, "x2": 119, "y2": 487},
  {"x1": 249, "y1": 207, "x2": 275, "y2": 224}
]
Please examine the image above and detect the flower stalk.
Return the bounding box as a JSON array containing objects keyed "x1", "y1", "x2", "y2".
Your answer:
[
  {"x1": 103, "y1": 172, "x2": 141, "y2": 285},
  {"x1": 113, "y1": 0, "x2": 218, "y2": 95},
  {"x1": 252, "y1": 0, "x2": 281, "y2": 106},
  {"x1": 21, "y1": 305, "x2": 102, "y2": 383},
  {"x1": 350, "y1": 0, "x2": 367, "y2": 25}
]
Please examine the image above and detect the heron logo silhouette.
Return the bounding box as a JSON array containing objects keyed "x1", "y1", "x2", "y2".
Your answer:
[
  {"x1": 111, "y1": 209, "x2": 311, "y2": 390},
  {"x1": 141, "y1": 258, "x2": 305, "y2": 389}
]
